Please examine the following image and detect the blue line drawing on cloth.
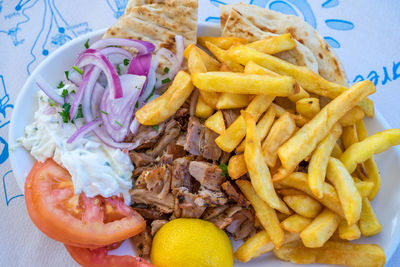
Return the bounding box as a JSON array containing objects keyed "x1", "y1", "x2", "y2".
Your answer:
[
  {"x1": 322, "y1": 0, "x2": 339, "y2": 8},
  {"x1": 25, "y1": 0, "x2": 92, "y2": 74},
  {"x1": 105, "y1": 0, "x2": 128, "y2": 19},
  {"x1": 210, "y1": 0, "x2": 226, "y2": 7},
  {"x1": 3, "y1": 170, "x2": 23, "y2": 206},
  {"x1": 353, "y1": 60, "x2": 400, "y2": 87},
  {"x1": 325, "y1": 19, "x2": 354, "y2": 31},
  {"x1": 0, "y1": 75, "x2": 14, "y2": 129}
]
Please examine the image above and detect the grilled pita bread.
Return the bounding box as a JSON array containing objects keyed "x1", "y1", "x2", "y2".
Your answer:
[
  {"x1": 104, "y1": 0, "x2": 198, "y2": 54},
  {"x1": 220, "y1": 3, "x2": 348, "y2": 86}
]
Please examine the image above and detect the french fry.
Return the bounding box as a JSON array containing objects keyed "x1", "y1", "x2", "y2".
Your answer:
[
  {"x1": 342, "y1": 124, "x2": 358, "y2": 149},
  {"x1": 273, "y1": 240, "x2": 386, "y2": 267},
  {"x1": 359, "y1": 197, "x2": 382, "y2": 237},
  {"x1": 262, "y1": 112, "x2": 296, "y2": 167},
  {"x1": 281, "y1": 214, "x2": 312, "y2": 233},
  {"x1": 136, "y1": 71, "x2": 194, "y2": 125},
  {"x1": 277, "y1": 80, "x2": 376, "y2": 177},
  {"x1": 355, "y1": 120, "x2": 381, "y2": 200},
  {"x1": 195, "y1": 94, "x2": 214, "y2": 119},
  {"x1": 339, "y1": 106, "x2": 365, "y2": 126},
  {"x1": 326, "y1": 157, "x2": 362, "y2": 225},
  {"x1": 216, "y1": 93, "x2": 250, "y2": 109},
  {"x1": 276, "y1": 172, "x2": 345, "y2": 217},
  {"x1": 227, "y1": 154, "x2": 247, "y2": 179},
  {"x1": 308, "y1": 123, "x2": 342, "y2": 199},
  {"x1": 197, "y1": 36, "x2": 247, "y2": 50},
  {"x1": 183, "y1": 44, "x2": 220, "y2": 71},
  {"x1": 355, "y1": 180, "x2": 374, "y2": 198},
  {"x1": 204, "y1": 110, "x2": 225, "y2": 135},
  {"x1": 236, "y1": 107, "x2": 275, "y2": 153},
  {"x1": 271, "y1": 103, "x2": 287, "y2": 116},
  {"x1": 215, "y1": 95, "x2": 274, "y2": 152},
  {"x1": 295, "y1": 98, "x2": 320, "y2": 119},
  {"x1": 283, "y1": 195, "x2": 322, "y2": 219},
  {"x1": 242, "y1": 112, "x2": 289, "y2": 215},
  {"x1": 205, "y1": 41, "x2": 244, "y2": 72},
  {"x1": 338, "y1": 219, "x2": 361, "y2": 240},
  {"x1": 331, "y1": 143, "x2": 343, "y2": 158},
  {"x1": 278, "y1": 188, "x2": 305, "y2": 196},
  {"x1": 300, "y1": 209, "x2": 341, "y2": 248},
  {"x1": 235, "y1": 231, "x2": 299, "y2": 263},
  {"x1": 243, "y1": 61, "x2": 309, "y2": 102},
  {"x1": 246, "y1": 33, "x2": 297, "y2": 54},
  {"x1": 227, "y1": 45, "x2": 374, "y2": 117},
  {"x1": 192, "y1": 72, "x2": 298, "y2": 96},
  {"x1": 340, "y1": 129, "x2": 400, "y2": 173},
  {"x1": 236, "y1": 180, "x2": 286, "y2": 247}
]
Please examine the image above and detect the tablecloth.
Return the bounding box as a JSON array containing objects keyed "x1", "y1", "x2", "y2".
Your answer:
[{"x1": 1, "y1": 1, "x2": 399, "y2": 266}]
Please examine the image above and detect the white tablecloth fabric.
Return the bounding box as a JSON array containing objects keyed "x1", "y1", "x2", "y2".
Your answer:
[{"x1": 1, "y1": 0, "x2": 399, "y2": 266}]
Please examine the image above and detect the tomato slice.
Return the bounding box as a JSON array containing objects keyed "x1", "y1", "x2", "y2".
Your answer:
[
  {"x1": 25, "y1": 159, "x2": 145, "y2": 247},
  {"x1": 65, "y1": 245, "x2": 153, "y2": 267}
]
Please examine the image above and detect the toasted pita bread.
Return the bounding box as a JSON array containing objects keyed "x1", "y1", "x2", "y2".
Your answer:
[
  {"x1": 220, "y1": 3, "x2": 348, "y2": 86},
  {"x1": 104, "y1": 0, "x2": 198, "y2": 54}
]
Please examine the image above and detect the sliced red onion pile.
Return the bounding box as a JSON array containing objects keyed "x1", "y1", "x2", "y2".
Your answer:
[{"x1": 35, "y1": 36, "x2": 185, "y2": 149}]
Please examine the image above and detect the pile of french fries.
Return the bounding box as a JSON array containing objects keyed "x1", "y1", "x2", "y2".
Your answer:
[{"x1": 136, "y1": 33, "x2": 400, "y2": 267}]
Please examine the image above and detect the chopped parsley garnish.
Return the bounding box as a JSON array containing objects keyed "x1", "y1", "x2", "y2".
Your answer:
[
  {"x1": 76, "y1": 105, "x2": 83, "y2": 119},
  {"x1": 114, "y1": 120, "x2": 124, "y2": 127},
  {"x1": 116, "y1": 64, "x2": 121, "y2": 75},
  {"x1": 100, "y1": 110, "x2": 109, "y2": 115},
  {"x1": 84, "y1": 39, "x2": 90, "y2": 49},
  {"x1": 145, "y1": 86, "x2": 156, "y2": 102},
  {"x1": 152, "y1": 125, "x2": 159, "y2": 131},
  {"x1": 219, "y1": 163, "x2": 228, "y2": 177},
  {"x1": 48, "y1": 99, "x2": 56, "y2": 107},
  {"x1": 61, "y1": 89, "x2": 69, "y2": 98},
  {"x1": 57, "y1": 81, "x2": 64, "y2": 89},
  {"x1": 164, "y1": 67, "x2": 170, "y2": 73},
  {"x1": 65, "y1": 71, "x2": 69, "y2": 80},
  {"x1": 72, "y1": 65, "x2": 83, "y2": 75},
  {"x1": 135, "y1": 101, "x2": 139, "y2": 108},
  {"x1": 123, "y1": 58, "x2": 130, "y2": 66},
  {"x1": 161, "y1": 77, "x2": 171, "y2": 84},
  {"x1": 59, "y1": 103, "x2": 71, "y2": 123}
]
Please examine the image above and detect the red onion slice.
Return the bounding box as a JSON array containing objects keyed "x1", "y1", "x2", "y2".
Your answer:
[
  {"x1": 67, "y1": 120, "x2": 101, "y2": 144},
  {"x1": 100, "y1": 47, "x2": 133, "y2": 65},
  {"x1": 90, "y1": 38, "x2": 155, "y2": 55},
  {"x1": 35, "y1": 75, "x2": 64, "y2": 104},
  {"x1": 68, "y1": 69, "x2": 83, "y2": 86},
  {"x1": 70, "y1": 67, "x2": 97, "y2": 119}
]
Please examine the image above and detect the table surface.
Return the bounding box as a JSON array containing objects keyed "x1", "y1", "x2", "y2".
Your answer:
[{"x1": 1, "y1": 0, "x2": 399, "y2": 266}]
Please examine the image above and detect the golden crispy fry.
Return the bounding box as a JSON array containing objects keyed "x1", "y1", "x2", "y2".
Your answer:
[
  {"x1": 326, "y1": 157, "x2": 362, "y2": 225},
  {"x1": 277, "y1": 80, "x2": 376, "y2": 177},
  {"x1": 278, "y1": 189, "x2": 305, "y2": 196},
  {"x1": 192, "y1": 72, "x2": 298, "y2": 96},
  {"x1": 271, "y1": 103, "x2": 286, "y2": 116},
  {"x1": 308, "y1": 123, "x2": 342, "y2": 199},
  {"x1": 283, "y1": 195, "x2": 322, "y2": 219},
  {"x1": 273, "y1": 240, "x2": 386, "y2": 267},
  {"x1": 195, "y1": 94, "x2": 214, "y2": 119},
  {"x1": 355, "y1": 181, "x2": 374, "y2": 198},
  {"x1": 187, "y1": 47, "x2": 219, "y2": 108},
  {"x1": 242, "y1": 111, "x2": 289, "y2": 215},
  {"x1": 227, "y1": 45, "x2": 374, "y2": 117},
  {"x1": 236, "y1": 180, "x2": 286, "y2": 247},
  {"x1": 244, "y1": 61, "x2": 309, "y2": 102},
  {"x1": 281, "y1": 214, "x2": 312, "y2": 233},
  {"x1": 339, "y1": 219, "x2": 361, "y2": 240},
  {"x1": 215, "y1": 95, "x2": 274, "y2": 152},
  {"x1": 205, "y1": 41, "x2": 244, "y2": 72},
  {"x1": 342, "y1": 124, "x2": 359, "y2": 149},
  {"x1": 300, "y1": 209, "x2": 341, "y2": 248},
  {"x1": 332, "y1": 143, "x2": 343, "y2": 158},
  {"x1": 197, "y1": 36, "x2": 247, "y2": 50},
  {"x1": 339, "y1": 106, "x2": 365, "y2": 126},
  {"x1": 340, "y1": 129, "x2": 400, "y2": 173},
  {"x1": 296, "y1": 98, "x2": 320, "y2": 119},
  {"x1": 204, "y1": 110, "x2": 225, "y2": 135},
  {"x1": 359, "y1": 197, "x2": 382, "y2": 237},
  {"x1": 216, "y1": 93, "x2": 250, "y2": 109},
  {"x1": 247, "y1": 33, "x2": 297, "y2": 54},
  {"x1": 358, "y1": 98, "x2": 375, "y2": 118},
  {"x1": 276, "y1": 172, "x2": 345, "y2": 217},
  {"x1": 183, "y1": 44, "x2": 220, "y2": 71},
  {"x1": 234, "y1": 231, "x2": 300, "y2": 263},
  {"x1": 355, "y1": 120, "x2": 381, "y2": 200},
  {"x1": 236, "y1": 107, "x2": 275, "y2": 153},
  {"x1": 136, "y1": 71, "x2": 193, "y2": 125},
  {"x1": 227, "y1": 154, "x2": 247, "y2": 179},
  {"x1": 262, "y1": 112, "x2": 296, "y2": 167}
]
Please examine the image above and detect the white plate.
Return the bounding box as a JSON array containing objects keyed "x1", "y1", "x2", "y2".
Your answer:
[{"x1": 8, "y1": 23, "x2": 400, "y2": 266}]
